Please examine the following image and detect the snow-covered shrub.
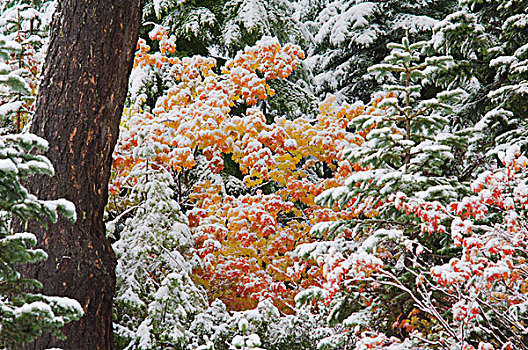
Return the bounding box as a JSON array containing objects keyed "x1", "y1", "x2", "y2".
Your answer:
[
  {"x1": 110, "y1": 169, "x2": 207, "y2": 350},
  {"x1": 190, "y1": 298, "x2": 331, "y2": 350}
]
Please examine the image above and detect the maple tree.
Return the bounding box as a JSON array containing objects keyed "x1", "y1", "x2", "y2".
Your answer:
[
  {"x1": 109, "y1": 25, "x2": 382, "y2": 316},
  {"x1": 188, "y1": 94, "x2": 372, "y2": 312},
  {"x1": 99, "y1": 6, "x2": 528, "y2": 349}
]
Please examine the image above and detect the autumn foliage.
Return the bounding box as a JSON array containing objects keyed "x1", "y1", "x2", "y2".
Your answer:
[
  {"x1": 110, "y1": 25, "x2": 374, "y2": 312},
  {"x1": 316, "y1": 145, "x2": 528, "y2": 349},
  {"x1": 107, "y1": 22, "x2": 528, "y2": 349}
]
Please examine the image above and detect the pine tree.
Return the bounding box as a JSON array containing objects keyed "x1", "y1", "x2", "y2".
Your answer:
[
  {"x1": 305, "y1": 32, "x2": 470, "y2": 337},
  {"x1": 0, "y1": 30, "x2": 30, "y2": 131},
  {"x1": 303, "y1": 0, "x2": 458, "y2": 103},
  {"x1": 469, "y1": 0, "x2": 528, "y2": 157},
  {"x1": 0, "y1": 28, "x2": 82, "y2": 350},
  {"x1": 0, "y1": 0, "x2": 55, "y2": 132},
  {"x1": 430, "y1": 0, "x2": 528, "y2": 164},
  {"x1": 0, "y1": 132, "x2": 82, "y2": 349},
  {"x1": 319, "y1": 31, "x2": 468, "y2": 231}
]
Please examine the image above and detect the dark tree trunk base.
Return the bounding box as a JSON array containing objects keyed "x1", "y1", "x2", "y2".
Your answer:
[{"x1": 22, "y1": 1, "x2": 143, "y2": 349}]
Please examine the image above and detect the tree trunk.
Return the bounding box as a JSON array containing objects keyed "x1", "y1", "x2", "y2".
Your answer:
[{"x1": 23, "y1": 1, "x2": 142, "y2": 349}]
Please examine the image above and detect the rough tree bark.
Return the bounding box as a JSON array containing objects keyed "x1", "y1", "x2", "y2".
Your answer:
[{"x1": 23, "y1": 1, "x2": 143, "y2": 349}]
